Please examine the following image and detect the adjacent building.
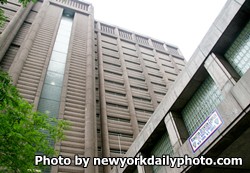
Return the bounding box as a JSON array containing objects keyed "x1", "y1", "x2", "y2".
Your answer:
[
  {"x1": 0, "y1": 0, "x2": 186, "y2": 172},
  {"x1": 113, "y1": 0, "x2": 250, "y2": 173}
]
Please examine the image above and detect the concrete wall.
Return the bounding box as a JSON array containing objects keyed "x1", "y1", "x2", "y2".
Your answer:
[{"x1": 112, "y1": 0, "x2": 250, "y2": 172}]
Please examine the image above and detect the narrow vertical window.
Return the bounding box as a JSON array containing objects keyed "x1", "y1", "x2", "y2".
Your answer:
[
  {"x1": 37, "y1": 11, "x2": 73, "y2": 173},
  {"x1": 150, "y1": 133, "x2": 173, "y2": 173},
  {"x1": 38, "y1": 12, "x2": 73, "y2": 121}
]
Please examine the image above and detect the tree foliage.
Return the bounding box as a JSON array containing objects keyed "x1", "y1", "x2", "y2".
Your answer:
[
  {"x1": 0, "y1": 8, "x2": 7, "y2": 27},
  {"x1": 0, "y1": 70, "x2": 68, "y2": 172},
  {"x1": 0, "y1": 0, "x2": 36, "y2": 27}
]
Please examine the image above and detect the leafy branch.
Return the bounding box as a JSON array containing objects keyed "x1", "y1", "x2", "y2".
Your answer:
[{"x1": 0, "y1": 70, "x2": 68, "y2": 172}]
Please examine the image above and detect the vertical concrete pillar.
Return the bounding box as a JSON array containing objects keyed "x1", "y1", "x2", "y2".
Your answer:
[
  {"x1": 115, "y1": 27, "x2": 140, "y2": 137},
  {"x1": 148, "y1": 39, "x2": 171, "y2": 89},
  {"x1": 97, "y1": 23, "x2": 111, "y2": 173},
  {"x1": 32, "y1": 9, "x2": 63, "y2": 111},
  {"x1": 163, "y1": 44, "x2": 182, "y2": 74},
  {"x1": 0, "y1": 2, "x2": 34, "y2": 61},
  {"x1": 139, "y1": 153, "x2": 153, "y2": 173},
  {"x1": 8, "y1": 0, "x2": 50, "y2": 85},
  {"x1": 169, "y1": 54, "x2": 181, "y2": 74},
  {"x1": 110, "y1": 166, "x2": 118, "y2": 173},
  {"x1": 131, "y1": 33, "x2": 136, "y2": 42},
  {"x1": 136, "y1": 153, "x2": 146, "y2": 173},
  {"x1": 204, "y1": 53, "x2": 239, "y2": 95},
  {"x1": 137, "y1": 166, "x2": 145, "y2": 173},
  {"x1": 164, "y1": 112, "x2": 189, "y2": 152},
  {"x1": 84, "y1": 8, "x2": 97, "y2": 173},
  {"x1": 135, "y1": 43, "x2": 158, "y2": 109}
]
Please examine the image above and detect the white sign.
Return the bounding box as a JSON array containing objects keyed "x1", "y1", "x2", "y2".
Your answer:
[{"x1": 189, "y1": 110, "x2": 223, "y2": 152}]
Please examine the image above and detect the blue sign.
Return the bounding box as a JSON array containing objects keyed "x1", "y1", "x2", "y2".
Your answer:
[{"x1": 189, "y1": 110, "x2": 223, "y2": 152}]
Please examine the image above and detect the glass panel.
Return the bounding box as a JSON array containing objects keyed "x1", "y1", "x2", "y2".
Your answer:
[
  {"x1": 37, "y1": 12, "x2": 73, "y2": 173},
  {"x1": 60, "y1": 18, "x2": 73, "y2": 29},
  {"x1": 182, "y1": 76, "x2": 223, "y2": 135},
  {"x1": 50, "y1": 50, "x2": 67, "y2": 63},
  {"x1": 37, "y1": 98, "x2": 60, "y2": 118},
  {"x1": 151, "y1": 133, "x2": 173, "y2": 173},
  {"x1": 55, "y1": 34, "x2": 70, "y2": 44},
  {"x1": 39, "y1": 13, "x2": 73, "y2": 109},
  {"x1": 44, "y1": 71, "x2": 64, "y2": 87},
  {"x1": 53, "y1": 41, "x2": 69, "y2": 53},
  {"x1": 58, "y1": 28, "x2": 71, "y2": 36},
  {"x1": 48, "y1": 61, "x2": 65, "y2": 74},
  {"x1": 40, "y1": 84, "x2": 62, "y2": 101},
  {"x1": 225, "y1": 21, "x2": 250, "y2": 76}
]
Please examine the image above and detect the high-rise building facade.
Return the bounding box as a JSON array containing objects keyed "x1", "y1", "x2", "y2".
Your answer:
[
  {"x1": 95, "y1": 20, "x2": 185, "y2": 173},
  {"x1": 0, "y1": 0, "x2": 186, "y2": 172},
  {"x1": 114, "y1": 0, "x2": 250, "y2": 173}
]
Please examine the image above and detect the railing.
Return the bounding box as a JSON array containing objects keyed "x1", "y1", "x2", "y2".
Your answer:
[
  {"x1": 95, "y1": 22, "x2": 181, "y2": 57},
  {"x1": 119, "y1": 30, "x2": 132, "y2": 40},
  {"x1": 100, "y1": 24, "x2": 115, "y2": 35},
  {"x1": 152, "y1": 40, "x2": 165, "y2": 50},
  {"x1": 166, "y1": 45, "x2": 179, "y2": 56},
  {"x1": 135, "y1": 35, "x2": 149, "y2": 46}
]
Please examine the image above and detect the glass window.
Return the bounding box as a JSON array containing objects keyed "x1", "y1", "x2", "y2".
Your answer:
[
  {"x1": 44, "y1": 71, "x2": 64, "y2": 87},
  {"x1": 55, "y1": 34, "x2": 70, "y2": 44},
  {"x1": 58, "y1": 28, "x2": 71, "y2": 36},
  {"x1": 40, "y1": 84, "x2": 62, "y2": 101},
  {"x1": 38, "y1": 12, "x2": 73, "y2": 121},
  {"x1": 225, "y1": 21, "x2": 250, "y2": 76},
  {"x1": 37, "y1": 13, "x2": 74, "y2": 172},
  {"x1": 53, "y1": 41, "x2": 69, "y2": 53},
  {"x1": 60, "y1": 18, "x2": 73, "y2": 29},
  {"x1": 48, "y1": 61, "x2": 65, "y2": 74},
  {"x1": 182, "y1": 76, "x2": 223, "y2": 135},
  {"x1": 151, "y1": 133, "x2": 173, "y2": 173},
  {"x1": 37, "y1": 98, "x2": 60, "y2": 118},
  {"x1": 50, "y1": 50, "x2": 67, "y2": 63}
]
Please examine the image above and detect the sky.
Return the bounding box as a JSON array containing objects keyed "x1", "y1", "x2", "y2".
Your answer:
[{"x1": 87, "y1": 0, "x2": 228, "y2": 61}]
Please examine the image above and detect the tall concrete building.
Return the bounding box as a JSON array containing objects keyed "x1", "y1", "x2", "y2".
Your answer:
[
  {"x1": 113, "y1": 0, "x2": 250, "y2": 173},
  {"x1": 0, "y1": 0, "x2": 186, "y2": 172}
]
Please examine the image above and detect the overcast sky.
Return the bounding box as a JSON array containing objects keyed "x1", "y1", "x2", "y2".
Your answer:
[{"x1": 87, "y1": 0, "x2": 228, "y2": 61}]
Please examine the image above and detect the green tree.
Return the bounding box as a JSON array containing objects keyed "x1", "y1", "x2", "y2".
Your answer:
[
  {"x1": 0, "y1": 8, "x2": 6, "y2": 27},
  {"x1": 0, "y1": 70, "x2": 68, "y2": 172}
]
